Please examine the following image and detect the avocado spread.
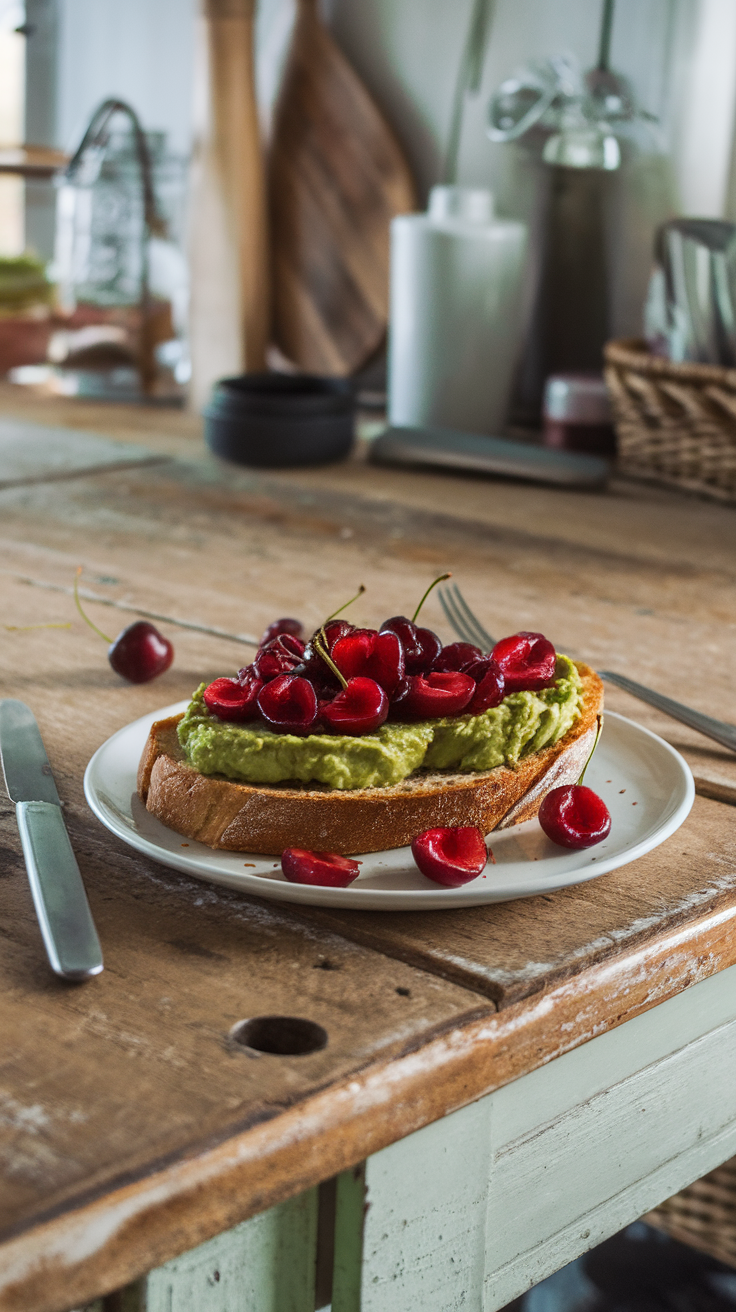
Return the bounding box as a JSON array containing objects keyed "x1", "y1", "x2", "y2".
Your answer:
[{"x1": 177, "y1": 656, "x2": 583, "y2": 791}]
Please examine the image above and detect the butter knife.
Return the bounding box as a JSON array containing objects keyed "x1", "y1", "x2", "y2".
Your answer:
[{"x1": 0, "y1": 699, "x2": 103, "y2": 979}]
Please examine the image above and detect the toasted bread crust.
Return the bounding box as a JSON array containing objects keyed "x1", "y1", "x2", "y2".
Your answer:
[{"x1": 137, "y1": 664, "x2": 603, "y2": 854}]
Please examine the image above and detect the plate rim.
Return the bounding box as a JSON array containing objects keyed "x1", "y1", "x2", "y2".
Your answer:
[{"x1": 83, "y1": 701, "x2": 695, "y2": 910}]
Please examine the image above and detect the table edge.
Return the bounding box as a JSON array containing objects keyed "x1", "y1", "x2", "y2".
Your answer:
[{"x1": 2, "y1": 901, "x2": 736, "y2": 1312}]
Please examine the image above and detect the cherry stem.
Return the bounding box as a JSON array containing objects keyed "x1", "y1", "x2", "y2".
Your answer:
[
  {"x1": 578, "y1": 715, "x2": 603, "y2": 786},
  {"x1": 74, "y1": 567, "x2": 112, "y2": 644},
  {"x1": 325, "y1": 584, "x2": 365, "y2": 623},
  {"x1": 412, "y1": 573, "x2": 451, "y2": 624},
  {"x1": 314, "y1": 631, "x2": 348, "y2": 690},
  {"x1": 5, "y1": 622, "x2": 72, "y2": 631}
]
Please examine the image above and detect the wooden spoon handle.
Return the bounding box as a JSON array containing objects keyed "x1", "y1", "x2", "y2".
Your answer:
[{"x1": 188, "y1": 0, "x2": 269, "y2": 409}]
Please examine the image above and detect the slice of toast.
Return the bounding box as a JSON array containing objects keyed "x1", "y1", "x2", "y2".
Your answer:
[{"x1": 138, "y1": 664, "x2": 603, "y2": 854}]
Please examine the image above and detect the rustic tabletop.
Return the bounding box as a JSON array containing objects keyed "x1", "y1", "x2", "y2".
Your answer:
[{"x1": 1, "y1": 385, "x2": 735, "y2": 1312}]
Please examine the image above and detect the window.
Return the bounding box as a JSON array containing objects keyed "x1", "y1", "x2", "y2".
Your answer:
[{"x1": 0, "y1": 1, "x2": 25, "y2": 254}]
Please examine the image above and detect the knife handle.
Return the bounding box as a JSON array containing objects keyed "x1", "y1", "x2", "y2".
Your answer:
[{"x1": 16, "y1": 801, "x2": 103, "y2": 979}]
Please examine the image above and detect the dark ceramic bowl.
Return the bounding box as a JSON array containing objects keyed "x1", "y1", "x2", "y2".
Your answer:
[{"x1": 204, "y1": 373, "x2": 355, "y2": 468}]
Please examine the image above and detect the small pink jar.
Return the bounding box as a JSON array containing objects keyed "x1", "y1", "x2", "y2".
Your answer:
[{"x1": 543, "y1": 373, "x2": 616, "y2": 457}]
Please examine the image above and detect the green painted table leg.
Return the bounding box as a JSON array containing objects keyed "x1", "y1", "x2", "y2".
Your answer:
[
  {"x1": 331, "y1": 1165, "x2": 366, "y2": 1312},
  {"x1": 102, "y1": 1189, "x2": 318, "y2": 1312},
  {"x1": 331, "y1": 966, "x2": 736, "y2": 1312}
]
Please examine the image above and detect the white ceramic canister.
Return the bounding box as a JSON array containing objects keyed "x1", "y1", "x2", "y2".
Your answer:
[{"x1": 388, "y1": 186, "x2": 528, "y2": 435}]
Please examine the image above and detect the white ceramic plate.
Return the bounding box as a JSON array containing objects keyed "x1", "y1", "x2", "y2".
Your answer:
[{"x1": 84, "y1": 702, "x2": 694, "y2": 911}]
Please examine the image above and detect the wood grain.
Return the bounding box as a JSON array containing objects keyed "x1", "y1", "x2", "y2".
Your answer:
[
  {"x1": 269, "y1": 0, "x2": 415, "y2": 374},
  {"x1": 2, "y1": 902, "x2": 736, "y2": 1312},
  {"x1": 300, "y1": 793, "x2": 736, "y2": 1005},
  {"x1": 0, "y1": 383, "x2": 202, "y2": 454},
  {"x1": 1, "y1": 412, "x2": 736, "y2": 1310},
  {"x1": 0, "y1": 417, "x2": 164, "y2": 488}
]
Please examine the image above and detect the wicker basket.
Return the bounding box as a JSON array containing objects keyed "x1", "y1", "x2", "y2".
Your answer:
[
  {"x1": 643, "y1": 1155, "x2": 736, "y2": 1269},
  {"x1": 604, "y1": 338, "x2": 736, "y2": 503}
]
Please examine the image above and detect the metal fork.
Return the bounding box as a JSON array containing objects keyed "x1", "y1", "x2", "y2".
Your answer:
[{"x1": 437, "y1": 583, "x2": 736, "y2": 755}]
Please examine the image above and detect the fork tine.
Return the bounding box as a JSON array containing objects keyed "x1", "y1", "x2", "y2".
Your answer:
[
  {"x1": 451, "y1": 584, "x2": 496, "y2": 651},
  {"x1": 437, "y1": 587, "x2": 477, "y2": 645}
]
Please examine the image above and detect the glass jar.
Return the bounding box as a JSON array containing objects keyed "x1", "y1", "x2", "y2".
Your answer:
[{"x1": 51, "y1": 99, "x2": 189, "y2": 400}]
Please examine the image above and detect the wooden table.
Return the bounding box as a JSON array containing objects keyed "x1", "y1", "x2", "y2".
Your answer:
[{"x1": 1, "y1": 389, "x2": 736, "y2": 1312}]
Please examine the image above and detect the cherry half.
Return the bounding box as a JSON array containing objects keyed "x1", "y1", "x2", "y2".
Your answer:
[
  {"x1": 492, "y1": 631, "x2": 557, "y2": 692},
  {"x1": 320, "y1": 676, "x2": 388, "y2": 735},
  {"x1": 282, "y1": 848, "x2": 361, "y2": 887},
  {"x1": 402, "y1": 670, "x2": 475, "y2": 718},
  {"x1": 257, "y1": 674, "x2": 318, "y2": 735},
  {"x1": 331, "y1": 628, "x2": 405, "y2": 695},
  {"x1": 538, "y1": 785, "x2": 612, "y2": 849},
  {"x1": 463, "y1": 656, "x2": 497, "y2": 682},
  {"x1": 204, "y1": 673, "x2": 263, "y2": 721},
  {"x1": 74, "y1": 569, "x2": 173, "y2": 684},
  {"x1": 468, "y1": 661, "x2": 505, "y2": 713},
  {"x1": 411, "y1": 826, "x2": 488, "y2": 887},
  {"x1": 254, "y1": 633, "x2": 305, "y2": 681},
  {"x1": 300, "y1": 583, "x2": 367, "y2": 680}
]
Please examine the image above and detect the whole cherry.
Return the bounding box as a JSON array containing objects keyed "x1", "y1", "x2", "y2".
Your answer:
[
  {"x1": 381, "y1": 574, "x2": 449, "y2": 674},
  {"x1": 74, "y1": 568, "x2": 173, "y2": 684},
  {"x1": 380, "y1": 616, "x2": 442, "y2": 674},
  {"x1": 411, "y1": 826, "x2": 488, "y2": 887},
  {"x1": 538, "y1": 718, "x2": 611, "y2": 849},
  {"x1": 204, "y1": 673, "x2": 263, "y2": 721},
  {"x1": 432, "y1": 641, "x2": 483, "y2": 672},
  {"x1": 302, "y1": 619, "x2": 356, "y2": 670},
  {"x1": 260, "y1": 617, "x2": 304, "y2": 646},
  {"x1": 107, "y1": 621, "x2": 174, "y2": 684},
  {"x1": 282, "y1": 848, "x2": 361, "y2": 887},
  {"x1": 538, "y1": 785, "x2": 611, "y2": 849}
]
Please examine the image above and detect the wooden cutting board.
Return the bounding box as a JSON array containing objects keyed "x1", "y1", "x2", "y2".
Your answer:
[{"x1": 269, "y1": 0, "x2": 416, "y2": 376}]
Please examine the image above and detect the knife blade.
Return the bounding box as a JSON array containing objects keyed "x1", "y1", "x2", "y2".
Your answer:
[{"x1": 0, "y1": 699, "x2": 103, "y2": 979}]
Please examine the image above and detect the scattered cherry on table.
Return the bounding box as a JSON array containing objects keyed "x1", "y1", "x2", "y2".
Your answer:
[{"x1": 74, "y1": 568, "x2": 174, "y2": 684}]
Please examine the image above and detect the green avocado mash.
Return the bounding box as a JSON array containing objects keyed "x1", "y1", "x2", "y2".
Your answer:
[{"x1": 177, "y1": 656, "x2": 583, "y2": 791}]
